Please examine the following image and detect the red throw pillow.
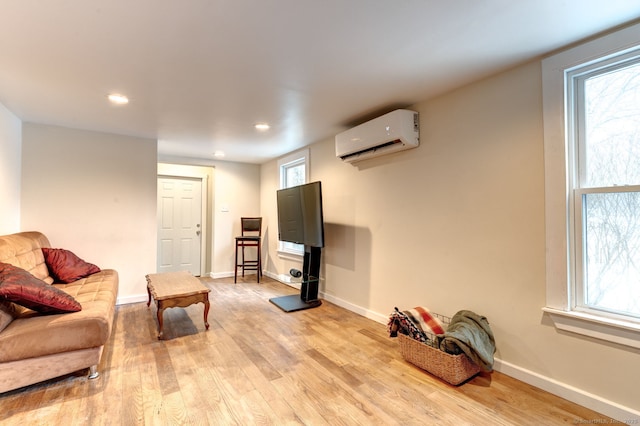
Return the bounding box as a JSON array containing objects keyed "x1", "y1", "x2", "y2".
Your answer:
[
  {"x1": 42, "y1": 248, "x2": 101, "y2": 283},
  {"x1": 0, "y1": 262, "x2": 82, "y2": 314}
]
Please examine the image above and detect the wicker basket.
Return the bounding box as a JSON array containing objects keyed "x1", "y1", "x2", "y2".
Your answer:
[{"x1": 396, "y1": 312, "x2": 481, "y2": 386}]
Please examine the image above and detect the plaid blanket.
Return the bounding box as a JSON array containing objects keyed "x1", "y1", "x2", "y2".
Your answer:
[{"x1": 387, "y1": 306, "x2": 445, "y2": 344}]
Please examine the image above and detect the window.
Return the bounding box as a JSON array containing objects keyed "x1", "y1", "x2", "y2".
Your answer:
[
  {"x1": 278, "y1": 149, "x2": 309, "y2": 256},
  {"x1": 543, "y1": 22, "x2": 640, "y2": 348},
  {"x1": 570, "y1": 59, "x2": 640, "y2": 319}
]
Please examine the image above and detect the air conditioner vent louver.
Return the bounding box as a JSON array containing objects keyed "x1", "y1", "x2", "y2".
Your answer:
[
  {"x1": 335, "y1": 109, "x2": 419, "y2": 164},
  {"x1": 338, "y1": 140, "x2": 402, "y2": 161}
]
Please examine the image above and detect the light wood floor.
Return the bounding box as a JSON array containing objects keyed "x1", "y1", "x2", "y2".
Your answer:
[{"x1": 1, "y1": 276, "x2": 612, "y2": 425}]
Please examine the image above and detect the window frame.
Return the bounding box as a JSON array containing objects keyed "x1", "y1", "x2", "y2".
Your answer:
[
  {"x1": 568, "y1": 54, "x2": 640, "y2": 319},
  {"x1": 542, "y1": 21, "x2": 640, "y2": 349},
  {"x1": 277, "y1": 148, "x2": 309, "y2": 258}
]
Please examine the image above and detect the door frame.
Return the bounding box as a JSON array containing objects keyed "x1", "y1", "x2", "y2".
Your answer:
[{"x1": 157, "y1": 163, "x2": 212, "y2": 277}]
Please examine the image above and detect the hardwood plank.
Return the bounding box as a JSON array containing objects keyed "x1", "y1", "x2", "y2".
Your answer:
[{"x1": 0, "y1": 276, "x2": 617, "y2": 425}]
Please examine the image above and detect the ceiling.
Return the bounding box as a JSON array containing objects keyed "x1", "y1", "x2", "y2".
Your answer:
[{"x1": 1, "y1": 1, "x2": 640, "y2": 164}]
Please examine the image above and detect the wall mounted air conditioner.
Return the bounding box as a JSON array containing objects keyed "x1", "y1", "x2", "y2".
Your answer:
[{"x1": 335, "y1": 109, "x2": 419, "y2": 163}]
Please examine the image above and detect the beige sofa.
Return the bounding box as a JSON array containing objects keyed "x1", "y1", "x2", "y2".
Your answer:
[{"x1": 0, "y1": 231, "x2": 118, "y2": 393}]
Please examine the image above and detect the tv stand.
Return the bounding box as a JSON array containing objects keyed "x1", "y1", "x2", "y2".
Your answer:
[{"x1": 270, "y1": 246, "x2": 323, "y2": 312}]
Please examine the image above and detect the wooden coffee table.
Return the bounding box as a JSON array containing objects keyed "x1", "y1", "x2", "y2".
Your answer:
[{"x1": 145, "y1": 271, "x2": 211, "y2": 340}]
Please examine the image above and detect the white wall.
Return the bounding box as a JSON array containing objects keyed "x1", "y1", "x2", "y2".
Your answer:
[
  {"x1": 0, "y1": 101, "x2": 22, "y2": 234},
  {"x1": 211, "y1": 161, "x2": 261, "y2": 276},
  {"x1": 261, "y1": 61, "x2": 640, "y2": 417},
  {"x1": 21, "y1": 123, "x2": 157, "y2": 303}
]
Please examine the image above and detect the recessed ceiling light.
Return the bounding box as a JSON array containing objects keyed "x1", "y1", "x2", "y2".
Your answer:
[
  {"x1": 213, "y1": 150, "x2": 225, "y2": 158},
  {"x1": 254, "y1": 123, "x2": 270, "y2": 131},
  {"x1": 108, "y1": 93, "x2": 129, "y2": 105}
]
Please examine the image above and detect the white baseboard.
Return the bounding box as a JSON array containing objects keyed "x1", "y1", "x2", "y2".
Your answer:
[
  {"x1": 209, "y1": 271, "x2": 265, "y2": 280},
  {"x1": 116, "y1": 294, "x2": 148, "y2": 305},
  {"x1": 493, "y1": 359, "x2": 639, "y2": 422},
  {"x1": 321, "y1": 291, "x2": 388, "y2": 324},
  {"x1": 209, "y1": 271, "x2": 234, "y2": 279}
]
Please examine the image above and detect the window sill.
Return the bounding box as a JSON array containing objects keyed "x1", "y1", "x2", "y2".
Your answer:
[
  {"x1": 277, "y1": 249, "x2": 303, "y2": 262},
  {"x1": 542, "y1": 307, "x2": 640, "y2": 349}
]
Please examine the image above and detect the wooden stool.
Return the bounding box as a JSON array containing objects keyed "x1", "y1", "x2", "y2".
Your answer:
[{"x1": 234, "y1": 217, "x2": 262, "y2": 283}]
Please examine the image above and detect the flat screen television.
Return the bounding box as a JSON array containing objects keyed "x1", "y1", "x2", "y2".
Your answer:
[{"x1": 276, "y1": 181, "x2": 325, "y2": 248}]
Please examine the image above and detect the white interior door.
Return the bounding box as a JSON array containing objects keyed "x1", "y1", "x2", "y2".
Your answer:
[{"x1": 157, "y1": 177, "x2": 202, "y2": 275}]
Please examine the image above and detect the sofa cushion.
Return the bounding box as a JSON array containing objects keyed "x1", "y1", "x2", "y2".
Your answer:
[
  {"x1": 0, "y1": 232, "x2": 53, "y2": 284},
  {"x1": 0, "y1": 269, "x2": 118, "y2": 364},
  {"x1": 42, "y1": 248, "x2": 101, "y2": 283},
  {"x1": 0, "y1": 262, "x2": 82, "y2": 314},
  {"x1": 0, "y1": 301, "x2": 18, "y2": 333}
]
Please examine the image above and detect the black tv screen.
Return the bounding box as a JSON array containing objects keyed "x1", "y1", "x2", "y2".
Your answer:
[{"x1": 277, "y1": 181, "x2": 325, "y2": 248}]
